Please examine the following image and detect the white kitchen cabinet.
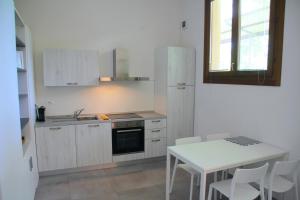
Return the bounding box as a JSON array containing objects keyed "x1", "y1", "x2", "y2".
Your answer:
[
  {"x1": 76, "y1": 123, "x2": 112, "y2": 167},
  {"x1": 145, "y1": 128, "x2": 166, "y2": 139},
  {"x1": 167, "y1": 86, "x2": 194, "y2": 145},
  {"x1": 155, "y1": 47, "x2": 196, "y2": 145},
  {"x1": 43, "y1": 49, "x2": 100, "y2": 86},
  {"x1": 145, "y1": 138, "x2": 167, "y2": 158},
  {"x1": 167, "y1": 47, "x2": 195, "y2": 86},
  {"x1": 35, "y1": 125, "x2": 77, "y2": 172},
  {"x1": 145, "y1": 119, "x2": 166, "y2": 130},
  {"x1": 144, "y1": 117, "x2": 167, "y2": 159}
]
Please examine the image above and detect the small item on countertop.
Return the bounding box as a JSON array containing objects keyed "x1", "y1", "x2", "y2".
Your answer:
[
  {"x1": 100, "y1": 114, "x2": 109, "y2": 120},
  {"x1": 36, "y1": 105, "x2": 46, "y2": 122}
]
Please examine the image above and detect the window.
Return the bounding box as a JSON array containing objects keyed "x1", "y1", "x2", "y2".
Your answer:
[{"x1": 203, "y1": 0, "x2": 285, "y2": 86}]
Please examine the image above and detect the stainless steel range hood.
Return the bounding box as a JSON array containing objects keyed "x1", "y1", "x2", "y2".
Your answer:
[{"x1": 100, "y1": 48, "x2": 149, "y2": 82}]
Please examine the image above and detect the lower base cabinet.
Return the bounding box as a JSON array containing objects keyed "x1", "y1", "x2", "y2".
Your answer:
[
  {"x1": 144, "y1": 119, "x2": 167, "y2": 159},
  {"x1": 76, "y1": 123, "x2": 112, "y2": 167},
  {"x1": 36, "y1": 119, "x2": 166, "y2": 172},
  {"x1": 36, "y1": 123, "x2": 112, "y2": 172},
  {"x1": 145, "y1": 137, "x2": 166, "y2": 158},
  {"x1": 36, "y1": 125, "x2": 77, "y2": 172}
]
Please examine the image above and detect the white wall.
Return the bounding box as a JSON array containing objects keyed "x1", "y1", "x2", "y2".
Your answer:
[
  {"x1": 0, "y1": 0, "x2": 33, "y2": 199},
  {"x1": 15, "y1": 0, "x2": 183, "y2": 116},
  {"x1": 182, "y1": 0, "x2": 300, "y2": 198}
]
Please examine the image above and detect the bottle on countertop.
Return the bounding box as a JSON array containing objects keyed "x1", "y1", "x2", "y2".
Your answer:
[{"x1": 36, "y1": 105, "x2": 46, "y2": 122}]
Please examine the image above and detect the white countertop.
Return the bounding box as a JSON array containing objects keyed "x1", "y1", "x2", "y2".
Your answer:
[{"x1": 35, "y1": 111, "x2": 166, "y2": 127}]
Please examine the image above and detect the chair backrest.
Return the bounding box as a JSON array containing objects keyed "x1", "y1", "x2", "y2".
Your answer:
[
  {"x1": 175, "y1": 136, "x2": 202, "y2": 145},
  {"x1": 271, "y1": 160, "x2": 300, "y2": 177},
  {"x1": 231, "y1": 163, "x2": 269, "y2": 199},
  {"x1": 232, "y1": 163, "x2": 269, "y2": 184},
  {"x1": 206, "y1": 133, "x2": 231, "y2": 141}
]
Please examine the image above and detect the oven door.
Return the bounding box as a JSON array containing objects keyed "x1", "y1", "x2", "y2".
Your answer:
[{"x1": 112, "y1": 127, "x2": 144, "y2": 155}]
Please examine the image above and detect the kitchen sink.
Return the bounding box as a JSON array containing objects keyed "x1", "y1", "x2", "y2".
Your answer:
[
  {"x1": 48, "y1": 115, "x2": 74, "y2": 120},
  {"x1": 48, "y1": 115, "x2": 75, "y2": 122},
  {"x1": 76, "y1": 116, "x2": 98, "y2": 121},
  {"x1": 48, "y1": 115, "x2": 98, "y2": 122},
  {"x1": 51, "y1": 119, "x2": 76, "y2": 122}
]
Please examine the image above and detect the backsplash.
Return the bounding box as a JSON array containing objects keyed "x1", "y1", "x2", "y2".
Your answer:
[{"x1": 36, "y1": 81, "x2": 154, "y2": 116}]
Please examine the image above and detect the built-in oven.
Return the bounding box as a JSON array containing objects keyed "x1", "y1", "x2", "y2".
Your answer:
[{"x1": 112, "y1": 120, "x2": 144, "y2": 155}]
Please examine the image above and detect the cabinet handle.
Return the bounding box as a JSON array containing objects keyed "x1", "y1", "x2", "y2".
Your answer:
[
  {"x1": 88, "y1": 124, "x2": 100, "y2": 128},
  {"x1": 152, "y1": 120, "x2": 161, "y2": 123},
  {"x1": 66, "y1": 83, "x2": 73, "y2": 86},
  {"x1": 177, "y1": 83, "x2": 186, "y2": 86},
  {"x1": 117, "y1": 129, "x2": 142, "y2": 133},
  {"x1": 152, "y1": 139, "x2": 161, "y2": 142},
  {"x1": 49, "y1": 127, "x2": 62, "y2": 131},
  {"x1": 177, "y1": 86, "x2": 186, "y2": 90},
  {"x1": 152, "y1": 130, "x2": 161, "y2": 133},
  {"x1": 72, "y1": 82, "x2": 78, "y2": 85}
]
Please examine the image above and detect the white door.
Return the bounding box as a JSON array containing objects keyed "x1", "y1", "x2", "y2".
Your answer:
[
  {"x1": 182, "y1": 86, "x2": 195, "y2": 139},
  {"x1": 36, "y1": 126, "x2": 77, "y2": 172},
  {"x1": 101, "y1": 123, "x2": 113, "y2": 163},
  {"x1": 76, "y1": 123, "x2": 112, "y2": 167},
  {"x1": 43, "y1": 49, "x2": 99, "y2": 86},
  {"x1": 145, "y1": 137, "x2": 167, "y2": 158},
  {"x1": 184, "y1": 48, "x2": 196, "y2": 86},
  {"x1": 167, "y1": 86, "x2": 184, "y2": 145},
  {"x1": 75, "y1": 50, "x2": 99, "y2": 86},
  {"x1": 167, "y1": 47, "x2": 195, "y2": 87},
  {"x1": 167, "y1": 86, "x2": 194, "y2": 145},
  {"x1": 76, "y1": 124, "x2": 102, "y2": 167}
]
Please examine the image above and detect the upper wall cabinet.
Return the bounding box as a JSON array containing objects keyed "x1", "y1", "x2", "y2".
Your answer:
[
  {"x1": 43, "y1": 49, "x2": 100, "y2": 86},
  {"x1": 167, "y1": 47, "x2": 195, "y2": 86}
]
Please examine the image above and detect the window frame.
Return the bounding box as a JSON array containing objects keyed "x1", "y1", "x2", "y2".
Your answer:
[{"x1": 203, "y1": 0, "x2": 286, "y2": 86}]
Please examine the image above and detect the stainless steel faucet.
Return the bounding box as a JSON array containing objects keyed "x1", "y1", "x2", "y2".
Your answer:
[{"x1": 73, "y1": 108, "x2": 84, "y2": 119}]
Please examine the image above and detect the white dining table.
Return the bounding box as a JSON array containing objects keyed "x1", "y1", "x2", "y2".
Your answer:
[{"x1": 165, "y1": 139, "x2": 288, "y2": 200}]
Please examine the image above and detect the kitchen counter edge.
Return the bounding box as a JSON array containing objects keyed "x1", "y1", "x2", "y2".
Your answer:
[{"x1": 35, "y1": 111, "x2": 166, "y2": 128}]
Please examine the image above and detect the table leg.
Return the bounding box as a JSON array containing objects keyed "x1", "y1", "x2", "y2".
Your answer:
[
  {"x1": 214, "y1": 172, "x2": 217, "y2": 200},
  {"x1": 166, "y1": 151, "x2": 171, "y2": 200},
  {"x1": 199, "y1": 172, "x2": 207, "y2": 200}
]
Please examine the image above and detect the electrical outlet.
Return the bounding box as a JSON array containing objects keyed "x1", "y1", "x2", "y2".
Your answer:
[{"x1": 181, "y1": 20, "x2": 187, "y2": 30}]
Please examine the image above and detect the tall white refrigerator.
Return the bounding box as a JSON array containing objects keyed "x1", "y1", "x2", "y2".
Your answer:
[{"x1": 154, "y1": 47, "x2": 196, "y2": 145}]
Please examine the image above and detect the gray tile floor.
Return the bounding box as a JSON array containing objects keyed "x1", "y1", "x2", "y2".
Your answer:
[{"x1": 35, "y1": 159, "x2": 201, "y2": 200}]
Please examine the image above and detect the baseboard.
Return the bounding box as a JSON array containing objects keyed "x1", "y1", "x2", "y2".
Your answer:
[{"x1": 39, "y1": 156, "x2": 166, "y2": 177}]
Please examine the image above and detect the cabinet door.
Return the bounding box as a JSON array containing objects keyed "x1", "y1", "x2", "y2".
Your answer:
[
  {"x1": 76, "y1": 124, "x2": 102, "y2": 167},
  {"x1": 167, "y1": 47, "x2": 195, "y2": 86},
  {"x1": 43, "y1": 49, "x2": 99, "y2": 86},
  {"x1": 145, "y1": 138, "x2": 167, "y2": 158},
  {"x1": 36, "y1": 126, "x2": 77, "y2": 172},
  {"x1": 145, "y1": 128, "x2": 167, "y2": 139},
  {"x1": 76, "y1": 123, "x2": 112, "y2": 167},
  {"x1": 167, "y1": 86, "x2": 194, "y2": 145},
  {"x1": 75, "y1": 50, "x2": 100, "y2": 86},
  {"x1": 145, "y1": 119, "x2": 167, "y2": 130},
  {"x1": 184, "y1": 48, "x2": 196, "y2": 86},
  {"x1": 167, "y1": 86, "x2": 184, "y2": 145},
  {"x1": 182, "y1": 86, "x2": 195, "y2": 139},
  {"x1": 101, "y1": 123, "x2": 113, "y2": 163}
]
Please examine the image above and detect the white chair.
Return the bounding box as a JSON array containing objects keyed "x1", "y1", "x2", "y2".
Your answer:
[
  {"x1": 264, "y1": 160, "x2": 300, "y2": 200},
  {"x1": 208, "y1": 163, "x2": 269, "y2": 200},
  {"x1": 206, "y1": 133, "x2": 231, "y2": 141},
  {"x1": 169, "y1": 136, "x2": 202, "y2": 200}
]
